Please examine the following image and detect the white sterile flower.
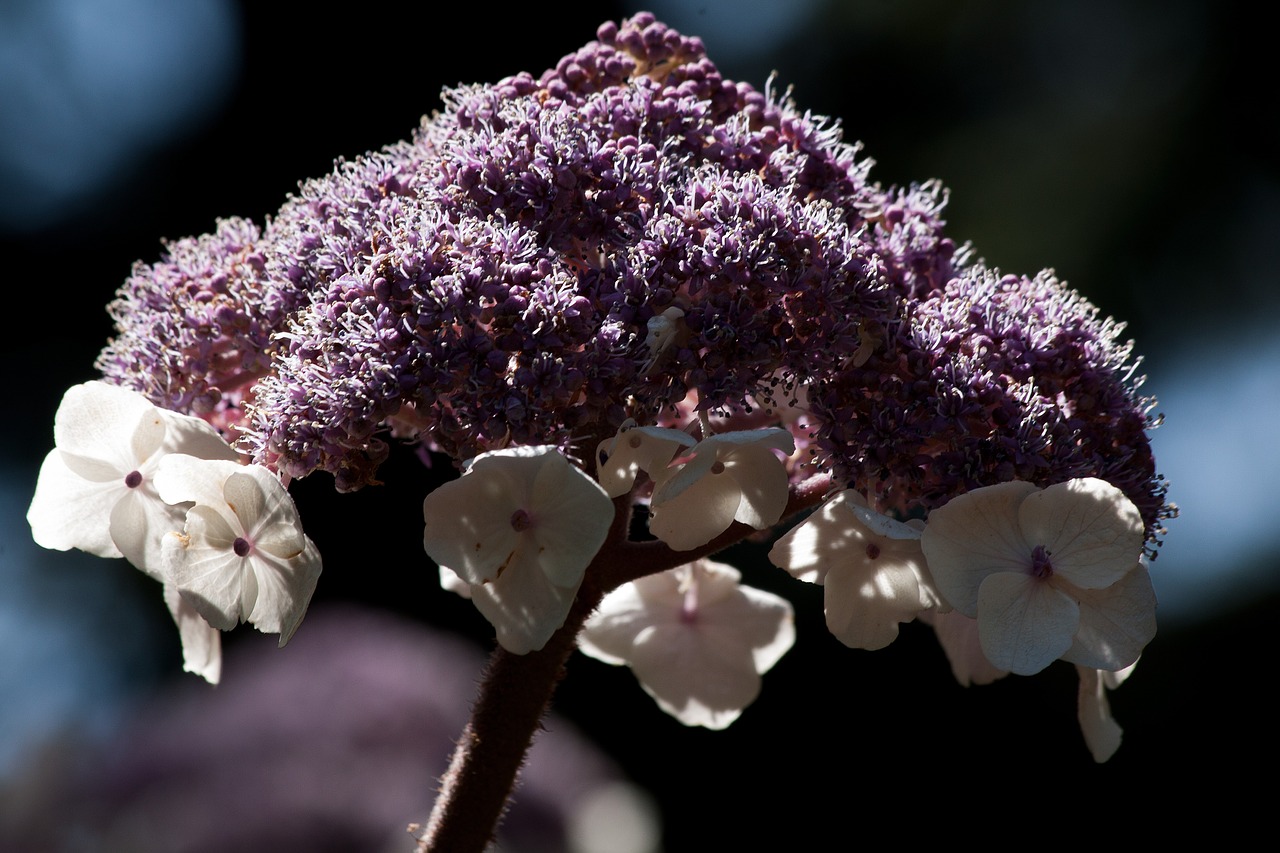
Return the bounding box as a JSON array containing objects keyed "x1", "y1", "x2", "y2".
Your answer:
[
  {"x1": 595, "y1": 422, "x2": 696, "y2": 498},
  {"x1": 579, "y1": 558, "x2": 795, "y2": 730},
  {"x1": 768, "y1": 491, "x2": 938, "y2": 650},
  {"x1": 921, "y1": 478, "x2": 1156, "y2": 677},
  {"x1": 1076, "y1": 660, "x2": 1138, "y2": 763},
  {"x1": 155, "y1": 456, "x2": 322, "y2": 646},
  {"x1": 647, "y1": 428, "x2": 795, "y2": 551},
  {"x1": 28, "y1": 380, "x2": 239, "y2": 574},
  {"x1": 422, "y1": 446, "x2": 614, "y2": 654},
  {"x1": 163, "y1": 583, "x2": 222, "y2": 684}
]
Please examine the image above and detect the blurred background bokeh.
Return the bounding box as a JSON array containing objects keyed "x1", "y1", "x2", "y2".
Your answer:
[{"x1": 2, "y1": 1, "x2": 1276, "y2": 849}]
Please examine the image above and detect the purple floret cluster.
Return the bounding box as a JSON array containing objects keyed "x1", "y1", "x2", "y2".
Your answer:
[
  {"x1": 808, "y1": 268, "x2": 1170, "y2": 540},
  {"x1": 94, "y1": 12, "x2": 1170, "y2": 541}
]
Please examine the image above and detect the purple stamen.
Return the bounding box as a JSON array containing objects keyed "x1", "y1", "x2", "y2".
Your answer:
[
  {"x1": 1030, "y1": 544, "x2": 1053, "y2": 579},
  {"x1": 510, "y1": 509, "x2": 533, "y2": 532},
  {"x1": 124, "y1": 470, "x2": 143, "y2": 489},
  {"x1": 233, "y1": 537, "x2": 252, "y2": 557}
]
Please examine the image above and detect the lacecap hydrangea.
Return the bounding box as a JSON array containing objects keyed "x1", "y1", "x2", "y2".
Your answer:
[
  {"x1": 94, "y1": 14, "x2": 1167, "y2": 545},
  {"x1": 95, "y1": 10, "x2": 1169, "y2": 603},
  {"x1": 49, "y1": 18, "x2": 1180, "y2": 835}
]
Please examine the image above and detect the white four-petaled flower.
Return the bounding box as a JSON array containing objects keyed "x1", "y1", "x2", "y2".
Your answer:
[
  {"x1": 28, "y1": 380, "x2": 240, "y2": 572},
  {"x1": 769, "y1": 491, "x2": 938, "y2": 650},
  {"x1": 156, "y1": 455, "x2": 322, "y2": 646},
  {"x1": 578, "y1": 558, "x2": 795, "y2": 730},
  {"x1": 423, "y1": 446, "x2": 614, "y2": 654},
  {"x1": 595, "y1": 423, "x2": 696, "y2": 499},
  {"x1": 921, "y1": 478, "x2": 1156, "y2": 676},
  {"x1": 28, "y1": 381, "x2": 245, "y2": 682},
  {"x1": 647, "y1": 429, "x2": 794, "y2": 550}
]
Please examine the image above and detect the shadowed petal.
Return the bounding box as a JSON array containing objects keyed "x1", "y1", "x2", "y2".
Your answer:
[
  {"x1": 1061, "y1": 561, "x2": 1157, "y2": 671},
  {"x1": 1019, "y1": 478, "x2": 1143, "y2": 590},
  {"x1": 977, "y1": 571, "x2": 1078, "y2": 675}
]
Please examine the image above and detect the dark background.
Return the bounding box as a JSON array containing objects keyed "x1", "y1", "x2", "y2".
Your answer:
[{"x1": 3, "y1": 0, "x2": 1276, "y2": 848}]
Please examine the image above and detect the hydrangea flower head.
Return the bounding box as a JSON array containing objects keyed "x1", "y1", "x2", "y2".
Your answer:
[
  {"x1": 579, "y1": 558, "x2": 795, "y2": 729},
  {"x1": 921, "y1": 477, "x2": 1156, "y2": 676},
  {"x1": 422, "y1": 446, "x2": 614, "y2": 653}
]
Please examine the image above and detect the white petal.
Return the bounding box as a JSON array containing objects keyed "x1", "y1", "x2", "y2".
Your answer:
[
  {"x1": 163, "y1": 505, "x2": 243, "y2": 631},
  {"x1": 768, "y1": 494, "x2": 852, "y2": 584},
  {"x1": 711, "y1": 579, "x2": 795, "y2": 675},
  {"x1": 1076, "y1": 665, "x2": 1123, "y2": 763},
  {"x1": 921, "y1": 481, "x2": 1038, "y2": 617},
  {"x1": 580, "y1": 559, "x2": 794, "y2": 729},
  {"x1": 1061, "y1": 561, "x2": 1157, "y2": 671},
  {"x1": 438, "y1": 565, "x2": 473, "y2": 599},
  {"x1": 53, "y1": 381, "x2": 162, "y2": 468},
  {"x1": 156, "y1": 407, "x2": 241, "y2": 462},
  {"x1": 108, "y1": 486, "x2": 189, "y2": 577},
  {"x1": 163, "y1": 583, "x2": 222, "y2": 684},
  {"x1": 648, "y1": 472, "x2": 741, "y2": 550},
  {"x1": 976, "y1": 571, "x2": 1079, "y2": 676},
  {"x1": 470, "y1": 559, "x2": 581, "y2": 654},
  {"x1": 628, "y1": 621, "x2": 761, "y2": 730},
  {"x1": 772, "y1": 492, "x2": 932, "y2": 650},
  {"x1": 579, "y1": 580, "x2": 665, "y2": 666},
  {"x1": 153, "y1": 455, "x2": 243, "y2": 509},
  {"x1": 1019, "y1": 478, "x2": 1144, "y2": 590},
  {"x1": 246, "y1": 538, "x2": 323, "y2": 646},
  {"x1": 652, "y1": 428, "x2": 794, "y2": 504},
  {"x1": 529, "y1": 451, "x2": 614, "y2": 587},
  {"x1": 823, "y1": 557, "x2": 923, "y2": 651},
  {"x1": 28, "y1": 450, "x2": 123, "y2": 557},
  {"x1": 921, "y1": 609, "x2": 1008, "y2": 686},
  {"x1": 422, "y1": 463, "x2": 523, "y2": 585},
  {"x1": 723, "y1": 444, "x2": 789, "y2": 530}
]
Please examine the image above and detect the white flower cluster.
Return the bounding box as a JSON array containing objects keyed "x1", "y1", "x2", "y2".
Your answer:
[
  {"x1": 28, "y1": 382, "x2": 322, "y2": 683},
  {"x1": 30, "y1": 386, "x2": 1156, "y2": 759},
  {"x1": 420, "y1": 415, "x2": 1156, "y2": 757},
  {"x1": 769, "y1": 476, "x2": 1156, "y2": 761}
]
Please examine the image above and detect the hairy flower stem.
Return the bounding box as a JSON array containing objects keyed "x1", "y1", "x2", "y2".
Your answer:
[
  {"x1": 416, "y1": 585, "x2": 605, "y2": 853},
  {"x1": 417, "y1": 476, "x2": 831, "y2": 851}
]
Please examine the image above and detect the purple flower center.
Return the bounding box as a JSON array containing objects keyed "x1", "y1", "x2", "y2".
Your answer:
[
  {"x1": 709, "y1": 461, "x2": 725, "y2": 475},
  {"x1": 865, "y1": 542, "x2": 881, "y2": 560},
  {"x1": 124, "y1": 470, "x2": 143, "y2": 489},
  {"x1": 510, "y1": 509, "x2": 533, "y2": 532},
  {"x1": 1030, "y1": 544, "x2": 1053, "y2": 579},
  {"x1": 233, "y1": 537, "x2": 253, "y2": 557}
]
